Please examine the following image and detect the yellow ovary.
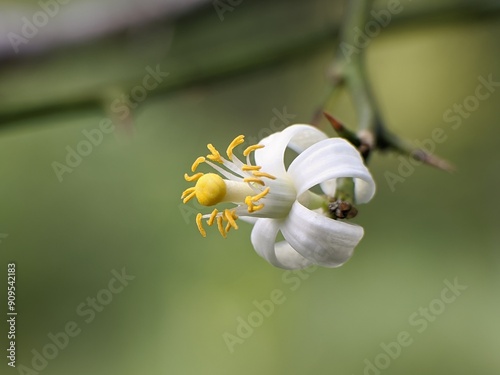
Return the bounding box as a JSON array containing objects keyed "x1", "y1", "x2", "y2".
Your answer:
[{"x1": 195, "y1": 173, "x2": 226, "y2": 206}]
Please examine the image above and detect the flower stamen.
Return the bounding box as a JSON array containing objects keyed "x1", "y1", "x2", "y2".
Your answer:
[
  {"x1": 224, "y1": 209, "x2": 238, "y2": 230},
  {"x1": 243, "y1": 177, "x2": 265, "y2": 186},
  {"x1": 207, "y1": 144, "x2": 223, "y2": 163},
  {"x1": 207, "y1": 209, "x2": 219, "y2": 226},
  {"x1": 181, "y1": 187, "x2": 197, "y2": 203},
  {"x1": 226, "y1": 135, "x2": 245, "y2": 160},
  {"x1": 242, "y1": 164, "x2": 261, "y2": 171},
  {"x1": 216, "y1": 216, "x2": 226, "y2": 238},
  {"x1": 184, "y1": 172, "x2": 203, "y2": 182},
  {"x1": 252, "y1": 187, "x2": 270, "y2": 201},
  {"x1": 191, "y1": 157, "x2": 205, "y2": 172},
  {"x1": 252, "y1": 171, "x2": 276, "y2": 180},
  {"x1": 245, "y1": 196, "x2": 264, "y2": 213},
  {"x1": 181, "y1": 187, "x2": 195, "y2": 199},
  {"x1": 196, "y1": 213, "x2": 206, "y2": 237},
  {"x1": 243, "y1": 144, "x2": 264, "y2": 156}
]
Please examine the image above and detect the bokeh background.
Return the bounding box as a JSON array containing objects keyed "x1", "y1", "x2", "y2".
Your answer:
[{"x1": 1, "y1": 0, "x2": 499, "y2": 374}]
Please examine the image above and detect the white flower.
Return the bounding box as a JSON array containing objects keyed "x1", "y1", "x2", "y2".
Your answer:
[{"x1": 181, "y1": 124, "x2": 375, "y2": 269}]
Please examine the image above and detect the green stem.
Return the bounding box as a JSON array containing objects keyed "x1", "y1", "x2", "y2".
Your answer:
[
  {"x1": 334, "y1": 177, "x2": 355, "y2": 204},
  {"x1": 328, "y1": 0, "x2": 374, "y2": 206}
]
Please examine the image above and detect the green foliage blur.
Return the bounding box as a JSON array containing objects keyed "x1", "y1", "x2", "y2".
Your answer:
[{"x1": 0, "y1": 0, "x2": 499, "y2": 374}]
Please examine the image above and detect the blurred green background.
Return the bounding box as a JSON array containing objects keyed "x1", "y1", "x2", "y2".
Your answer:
[{"x1": 0, "y1": 0, "x2": 499, "y2": 374}]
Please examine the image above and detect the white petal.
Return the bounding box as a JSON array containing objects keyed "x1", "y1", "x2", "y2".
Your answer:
[
  {"x1": 275, "y1": 241, "x2": 314, "y2": 270},
  {"x1": 251, "y1": 218, "x2": 313, "y2": 269},
  {"x1": 239, "y1": 216, "x2": 258, "y2": 224},
  {"x1": 286, "y1": 125, "x2": 329, "y2": 153},
  {"x1": 281, "y1": 201, "x2": 364, "y2": 267},
  {"x1": 320, "y1": 179, "x2": 337, "y2": 196},
  {"x1": 287, "y1": 138, "x2": 375, "y2": 204},
  {"x1": 254, "y1": 125, "x2": 328, "y2": 178}
]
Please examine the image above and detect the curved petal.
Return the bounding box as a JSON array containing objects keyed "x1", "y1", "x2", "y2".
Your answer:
[
  {"x1": 280, "y1": 201, "x2": 364, "y2": 267},
  {"x1": 254, "y1": 125, "x2": 328, "y2": 178},
  {"x1": 251, "y1": 218, "x2": 313, "y2": 270},
  {"x1": 287, "y1": 138, "x2": 375, "y2": 204},
  {"x1": 320, "y1": 179, "x2": 336, "y2": 196},
  {"x1": 239, "y1": 216, "x2": 258, "y2": 225},
  {"x1": 274, "y1": 241, "x2": 314, "y2": 270}
]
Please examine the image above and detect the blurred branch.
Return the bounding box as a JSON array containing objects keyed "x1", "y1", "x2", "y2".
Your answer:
[
  {"x1": 0, "y1": 0, "x2": 212, "y2": 60},
  {"x1": 320, "y1": 0, "x2": 454, "y2": 172},
  {"x1": 0, "y1": 27, "x2": 339, "y2": 126},
  {"x1": 0, "y1": 0, "x2": 500, "y2": 128}
]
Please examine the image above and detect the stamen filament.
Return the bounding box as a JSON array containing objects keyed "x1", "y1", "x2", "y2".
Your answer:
[{"x1": 205, "y1": 160, "x2": 244, "y2": 181}]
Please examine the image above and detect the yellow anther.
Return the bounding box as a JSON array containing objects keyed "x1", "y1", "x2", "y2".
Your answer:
[
  {"x1": 225, "y1": 221, "x2": 233, "y2": 233},
  {"x1": 251, "y1": 203, "x2": 264, "y2": 212},
  {"x1": 181, "y1": 187, "x2": 196, "y2": 199},
  {"x1": 224, "y1": 209, "x2": 238, "y2": 230},
  {"x1": 242, "y1": 165, "x2": 261, "y2": 171},
  {"x1": 207, "y1": 209, "x2": 219, "y2": 226},
  {"x1": 226, "y1": 135, "x2": 245, "y2": 160},
  {"x1": 196, "y1": 213, "x2": 206, "y2": 237},
  {"x1": 183, "y1": 191, "x2": 196, "y2": 204},
  {"x1": 252, "y1": 171, "x2": 276, "y2": 180},
  {"x1": 184, "y1": 172, "x2": 203, "y2": 182},
  {"x1": 195, "y1": 173, "x2": 226, "y2": 206},
  {"x1": 245, "y1": 194, "x2": 266, "y2": 213},
  {"x1": 243, "y1": 144, "x2": 264, "y2": 156},
  {"x1": 251, "y1": 187, "x2": 270, "y2": 201},
  {"x1": 207, "y1": 144, "x2": 223, "y2": 163},
  {"x1": 245, "y1": 196, "x2": 256, "y2": 213},
  {"x1": 181, "y1": 187, "x2": 197, "y2": 203},
  {"x1": 191, "y1": 157, "x2": 206, "y2": 172},
  {"x1": 217, "y1": 216, "x2": 226, "y2": 238},
  {"x1": 243, "y1": 177, "x2": 265, "y2": 186}
]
